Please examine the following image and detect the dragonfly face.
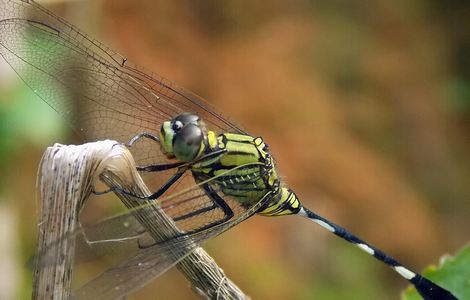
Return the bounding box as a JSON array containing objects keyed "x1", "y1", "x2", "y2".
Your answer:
[{"x1": 159, "y1": 113, "x2": 206, "y2": 162}]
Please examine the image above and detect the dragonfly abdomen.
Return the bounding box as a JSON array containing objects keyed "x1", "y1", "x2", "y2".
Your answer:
[{"x1": 257, "y1": 187, "x2": 301, "y2": 216}]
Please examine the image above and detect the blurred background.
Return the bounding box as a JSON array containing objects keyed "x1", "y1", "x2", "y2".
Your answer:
[{"x1": 0, "y1": 0, "x2": 468, "y2": 299}]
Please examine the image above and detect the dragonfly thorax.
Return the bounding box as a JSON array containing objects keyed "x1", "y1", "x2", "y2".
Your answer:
[{"x1": 189, "y1": 132, "x2": 302, "y2": 216}]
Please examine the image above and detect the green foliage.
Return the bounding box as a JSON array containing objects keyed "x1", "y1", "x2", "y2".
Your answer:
[{"x1": 402, "y1": 245, "x2": 470, "y2": 300}]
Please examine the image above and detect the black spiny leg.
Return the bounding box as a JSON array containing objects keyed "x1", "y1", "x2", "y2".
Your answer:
[
  {"x1": 124, "y1": 150, "x2": 229, "y2": 197},
  {"x1": 202, "y1": 184, "x2": 234, "y2": 224},
  {"x1": 124, "y1": 132, "x2": 186, "y2": 172},
  {"x1": 137, "y1": 162, "x2": 185, "y2": 172},
  {"x1": 138, "y1": 184, "x2": 235, "y2": 248},
  {"x1": 126, "y1": 132, "x2": 160, "y2": 147},
  {"x1": 137, "y1": 149, "x2": 227, "y2": 173},
  {"x1": 100, "y1": 170, "x2": 186, "y2": 200},
  {"x1": 173, "y1": 184, "x2": 234, "y2": 231},
  {"x1": 172, "y1": 183, "x2": 234, "y2": 224},
  {"x1": 165, "y1": 184, "x2": 234, "y2": 230}
]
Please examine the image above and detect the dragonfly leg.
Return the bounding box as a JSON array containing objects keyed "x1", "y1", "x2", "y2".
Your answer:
[
  {"x1": 202, "y1": 183, "x2": 234, "y2": 223},
  {"x1": 137, "y1": 184, "x2": 236, "y2": 249},
  {"x1": 136, "y1": 202, "x2": 221, "y2": 249},
  {"x1": 94, "y1": 170, "x2": 186, "y2": 200},
  {"x1": 125, "y1": 132, "x2": 186, "y2": 171},
  {"x1": 126, "y1": 132, "x2": 160, "y2": 147},
  {"x1": 145, "y1": 170, "x2": 185, "y2": 200},
  {"x1": 136, "y1": 205, "x2": 220, "y2": 248},
  {"x1": 137, "y1": 188, "x2": 234, "y2": 249},
  {"x1": 92, "y1": 188, "x2": 113, "y2": 196},
  {"x1": 173, "y1": 203, "x2": 218, "y2": 222},
  {"x1": 137, "y1": 161, "x2": 185, "y2": 172},
  {"x1": 134, "y1": 143, "x2": 228, "y2": 176},
  {"x1": 171, "y1": 184, "x2": 234, "y2": 226},
  {"x1": 136, "y1": 149, "x2": 227, "y2": 173},
  {"x1": 170, "y1": 184, "x2": 234, "y2": 235}
]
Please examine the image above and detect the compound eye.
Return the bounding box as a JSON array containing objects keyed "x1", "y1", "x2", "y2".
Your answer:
[
  {"x1": 174, "y1": 113, "x2": 199, "y2": 125},
  {"x1": 172, "y1": 120, "x2": 183, "y2": 132},
  {"x1": 173, "y1": 124, "x2": 203, "y2": 162}
]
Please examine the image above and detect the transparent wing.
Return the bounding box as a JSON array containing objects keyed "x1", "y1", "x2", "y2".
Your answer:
[
  {"x1": 74, "y1": 196, "x2": 268, "y2": 300},
  {"x1": 36, "y1": 162, "x2": 266, "y2": 265},
  {"x1": 35, "y1": 208, "x2": 150, "y2": 267},
  {"x1": 35, "y1": 163, "x2": 271, "y2": 299},
  {"x1": 0, "y1": 1, "x2": 263, "y2": 298},
  {"x1": 143, "y1": 161, "x2": 267, "y2": 235},
  {"x1": 0, "y1": 0, "x2": 245, "y2": 170},
  {"x1": 0, "y1": 0, "x2": 250, "y2": 215}
]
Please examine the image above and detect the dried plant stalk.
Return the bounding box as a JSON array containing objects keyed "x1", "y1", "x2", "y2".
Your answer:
[{"x1": 33, "y1": 140, "x2": 248, "y2": 300}]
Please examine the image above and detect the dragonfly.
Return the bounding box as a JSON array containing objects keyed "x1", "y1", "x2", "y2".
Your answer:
[{"x1": 0, "y1": 0, "x2": 458, "y2": 299}]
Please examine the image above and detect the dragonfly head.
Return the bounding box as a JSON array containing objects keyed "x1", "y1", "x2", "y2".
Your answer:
[{"x1": 159, "y1": 113, "x2": 206, "y2": 162}]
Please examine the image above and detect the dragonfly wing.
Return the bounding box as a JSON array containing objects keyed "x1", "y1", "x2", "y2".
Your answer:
[
  {"x1": 0, "y1": 0, "x2": 245, "y2": 170},
  {"x1": 34, "y1": 206, "x2": 152, "y2": 268},
  {"x1": 0, "y1": 2, "x2": 268, "y2": 297},
  {"x1": 35, "y1": 162, "x2": 270, "y2": 298},
  {"x1": 35, "y1": 162, "x2": 266, "y2": 267},
  {"x1": 73, "y1": 192, "x2": 269, "y2": 300}
]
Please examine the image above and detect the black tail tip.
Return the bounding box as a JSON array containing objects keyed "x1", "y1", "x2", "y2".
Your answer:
[{"x1": 412, "y1": 275, "x2": 458, "y2": 300}]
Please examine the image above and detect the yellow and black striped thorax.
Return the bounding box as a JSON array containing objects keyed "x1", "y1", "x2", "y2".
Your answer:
[{"x1": 191, "y1": 132, "x2": 301, "y2": 216}]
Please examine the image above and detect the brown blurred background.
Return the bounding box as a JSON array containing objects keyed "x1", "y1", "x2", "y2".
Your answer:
[{"x1": 0, "y1": 0, "x2": 468, "y2": 299}]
